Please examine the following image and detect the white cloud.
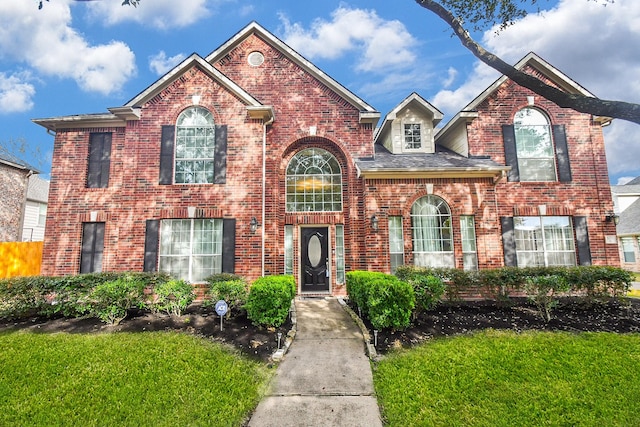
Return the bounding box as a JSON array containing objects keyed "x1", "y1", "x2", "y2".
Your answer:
[
  {"x1": 432, "y1": 0, "x2": 640, "y2": 176},
  {"x1": 441, "y1": 67, "x2": 458, "y2": 89},
  {"x1": 0, "y1": 1, "x2": 136, "y2": 96},
  {"x1": 86, "y1": 0, "x2": 211, "y2": 30},
  {"x1": 280, "y1": 6, "x2": 418, "y2": 73},
  {"x1": 149, "y1": 51, "x2": 187, "y2": 75},
  {"x1": 0, "y1": 72, "x2": 35, "y2": 113}
]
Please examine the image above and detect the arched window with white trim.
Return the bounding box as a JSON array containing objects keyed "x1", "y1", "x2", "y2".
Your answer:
[
  {"x1": 411, "y1": 195, "x2": 454, "y2": 267},
  {"x1": 286, "y1": 148, "x2": 342, "y2": 212}
]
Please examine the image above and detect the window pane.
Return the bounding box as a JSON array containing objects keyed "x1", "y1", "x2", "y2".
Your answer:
[
  {"x1": 460, "y1": 216, "x2": 477, "y2": 271},
  {"x1": 622, "y1": 237, "x2": 636, "y2": 263},
  {"x1": 175, "y1": 107, "x2": 215, "y2": 184},
  {"x1": 411, "y1": 196, "x2": 453, "y2": 267},
  {"x1": 335, "y1": 225, "x2": 345, "y2": 283},
  {"x1": 389, "y1": 217, "x2": 404, "y2": 273},
  {"x1": 286, "y1": 148, "x2": 342, "y2": 212},
  {"x1": 514, "y1": 108, "x2": 556, "y2": 182},
  {"x1": 284, "y1": 225, "x2": 294, "y2": 275},
  {"x1": 514, "y1": 216, "x2": 576, "y2": 267},
  {"x1": 159, "y1": 219, "x2": 222, "y2": 282}
]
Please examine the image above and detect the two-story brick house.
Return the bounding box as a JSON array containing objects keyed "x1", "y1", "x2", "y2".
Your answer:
[{"x1": 34, "y1": 22, "x2": 619, "y2": 296}]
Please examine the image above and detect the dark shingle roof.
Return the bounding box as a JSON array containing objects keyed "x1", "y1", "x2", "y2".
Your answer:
[{"x1": 356, "y1": 144, "x2": 508, "y2": 175}]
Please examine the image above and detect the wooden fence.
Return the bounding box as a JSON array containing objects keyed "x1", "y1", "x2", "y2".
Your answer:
[{"x1": 0, "y1": 241, "x2": 43, "y2": 279}]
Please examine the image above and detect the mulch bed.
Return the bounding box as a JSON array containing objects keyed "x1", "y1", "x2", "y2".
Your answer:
[
  {"x1": 0, "y1": 305, "x2": 292, "y2": 364},
  {"x1": 3, "y1": 298, "x2": 639, "y2": 362},
  {"x1": 366, "y1": 297, "x2": 640, "y2": 354}
]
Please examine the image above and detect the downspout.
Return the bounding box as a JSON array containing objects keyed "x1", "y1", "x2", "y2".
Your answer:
[{"x1": 262, "y1": 115, "x2": 274, "y2": 277}]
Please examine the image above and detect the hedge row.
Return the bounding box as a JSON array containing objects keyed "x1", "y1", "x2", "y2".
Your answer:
[
  {"x1": 396, "y1": 265, "x2": 633, "y2": 305},
  {"x1": 348, "y1": 266, "x2": 633, "y2": 329},
  {"x1": 0, "y1": 272, "x2": 295, "y2": 328}
]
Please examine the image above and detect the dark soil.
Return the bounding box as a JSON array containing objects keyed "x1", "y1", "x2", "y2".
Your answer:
[
  {"x1": 0, "y1": 305, "x2": 292, "y2": 364},
  {"x1": 3, "y1": 298, "x2": 639, "y2": 362},
  {"x1": 366, "y1": 297, "x2": 640, "y2": 354}
]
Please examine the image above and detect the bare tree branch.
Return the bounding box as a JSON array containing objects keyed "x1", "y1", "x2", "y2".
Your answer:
[{"x1": 416, "y1": 0, "x2": 640, "y2": 125}]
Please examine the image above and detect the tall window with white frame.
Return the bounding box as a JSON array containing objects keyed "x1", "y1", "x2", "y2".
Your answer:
[
  {"x1": 159, "y1": 219, "x2": 222, "y2": 282},
  {"x1": 411, "y1": 195, "x2": 454, "y2": 268},
  {"x1": 286, "y1": 148, "x2": 342, "y2": 212},
  {"x1": 284, "y1": 225, "x2": 294, "y2": 275},
  {"x1": 388, "y1": 216, "x2": 404, "y2": 273},
  {"x1": 621, "y1": 237, "x2": 636, "y2": 263},
  {"x1": 460, "y1": 216, "x2": 478, "y2": 271},
  {"x1": 175, "y1": 107, "x2": 215, "y2": 184},
  {"x1": 514, "y1": 216, "x2": 576, "y2": 267},
  {"x1": 514, "y1": 108, "x2": 556, "y2": 181},
  {"x1": 335, "y1": 225, "x2": 345, "y2": 284}
]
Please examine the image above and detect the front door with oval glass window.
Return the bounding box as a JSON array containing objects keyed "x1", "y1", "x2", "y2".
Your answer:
[{"x1": 301, "y1": 227, "x2": 329, "y2": 292}]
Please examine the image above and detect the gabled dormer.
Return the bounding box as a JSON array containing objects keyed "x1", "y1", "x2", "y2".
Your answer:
[{"x1": 374, "y1": 92, "x2": 443, "y2": 154}]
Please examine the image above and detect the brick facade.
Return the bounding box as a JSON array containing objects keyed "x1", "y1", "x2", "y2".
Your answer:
[{"x1": 37, "y1": 24, "x2": 619, "y2": 295}]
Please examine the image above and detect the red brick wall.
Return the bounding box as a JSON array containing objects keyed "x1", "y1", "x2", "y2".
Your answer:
[{"x1": 42, "y1": 33, "x2": 374, "y2": 292}]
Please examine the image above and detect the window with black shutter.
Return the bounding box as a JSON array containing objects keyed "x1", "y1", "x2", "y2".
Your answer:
[
  {"x1": 87, "y1": 133, "x2": 111, "y2": 188},
  {"x1": 80, "y1": 222, "x2": 105, "y2": 273}
]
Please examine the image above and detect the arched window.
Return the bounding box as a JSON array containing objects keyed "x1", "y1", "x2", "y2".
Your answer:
[
  {"x1": 286, "y1": 148, "x2": 342, "y2": 212},
  {"x1": 175, "y1": 107, "x2": 215, "y2": 184},
  {"x1": 411, "y1": 195, "x2": 454, "y2": 267},
  {"x1": 514, "y1": 108, "x2": 556, "y2": 181}
]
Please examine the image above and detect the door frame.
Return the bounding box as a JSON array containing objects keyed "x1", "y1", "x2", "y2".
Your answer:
[{"x1": 299, "y1": 225, "x2": 332, "y2": 294}]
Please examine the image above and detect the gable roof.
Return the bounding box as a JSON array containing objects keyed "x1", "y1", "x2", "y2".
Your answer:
[
  {"x1": 374, "y1": 92, "x2": 443, "y2": 142},
  {"x1": 625, "y1": 177, "x2": 640, "y2": 186},
  {"x1": 436, "y1": 52, "x2": 612, "y2": 145},
  {"x1": 0, "y1": 147, "x2": 38, "y2": 173},
  {"x1": 206, "y1": 21, "x2": 380, "y2": 125}
]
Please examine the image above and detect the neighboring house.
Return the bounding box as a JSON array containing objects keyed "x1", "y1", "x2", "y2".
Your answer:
[
  {"x1": 612, "y1": 177, "x2": 640, "y2": 272},
  {"x1": 33, "y1": 22, "x2": 620, "y2": 295},
  {"x1": 0, "y1": 150, "x2": 38, "y2": 242},
  {"x1": 22, "y1": 175, "x2": 49, "y2": 241}
]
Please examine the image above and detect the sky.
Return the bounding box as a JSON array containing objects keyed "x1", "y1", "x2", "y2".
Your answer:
[{"x1": 0, "y1": 0, "x2": 638, "y2": 185}]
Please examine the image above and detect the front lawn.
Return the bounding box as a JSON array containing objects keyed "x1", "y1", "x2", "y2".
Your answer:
[
  {"x1": 0, "y1": 331, "x2": 272, "y2": 427},
  {"x1": 374, "y1": 330, "x2": 640, "y2": 426}
]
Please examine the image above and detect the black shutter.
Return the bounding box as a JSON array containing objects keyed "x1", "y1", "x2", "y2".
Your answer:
[
  {"x1": 159, "y1": 125, "x2": 175, "y2": 185},
  {"x1": 222, "y1": 218, "x2": 236, "y2": 273},
  {"x1": 502, "y1": 125, "x2": 519, "y2": 182},
  {"x1": 87, "y1": 133, "x2": 111, "y2": 188},
  {"x1": 553, "y1": 125, "x2": 572, "y2": 182},
  {"x1": 80, "y1": 222, "x2": 105, "y2": 273},
  {"x1": 574, "y1": 216, "x2": 592, "y2": 266},
  {"x1": 214, "y1": 125, "x2": 227, "y2": 184},
  {"x1": 143, "y1": 220, "x2": 160, "y2": 272},
  {"x1": 501, "y1": 217, "x2": 517, "y2": 267}
]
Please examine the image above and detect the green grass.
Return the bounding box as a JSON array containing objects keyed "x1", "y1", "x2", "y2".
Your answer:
[
  {"x1": 374, "y1": 330, "x2": 640, "y2": 427},
  {"x1": 0, "y1": 331, "x2": 272, "y2": 427}
]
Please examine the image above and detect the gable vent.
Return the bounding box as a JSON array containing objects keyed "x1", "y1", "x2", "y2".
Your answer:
[{"x1": 248, "y1": 51, "x2": 264, "y2": 67}]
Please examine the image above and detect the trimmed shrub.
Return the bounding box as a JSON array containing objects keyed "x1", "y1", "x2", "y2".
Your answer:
[
  {"x1": 347, "y1": 271, "x2": 415, "y2": 330},
  {"x1": 205, "y1": 279, "x2": 249, "y2": 317},
  {"x1": 366, "y1": 276, "x2": 415, "y2": 330},
  {"x1": 346, "y1": 271, "x2": 389, "y2": 316},
  {"x1": 524, "y1": 275, "x2": 570, "y2": 322},
  {"x1": 148, "y1": 279, "x2": 195, "y2": 316},
  {"x1": 245, "y1": 275, "x2": 295, "y2": 328},
  {"x1": 87, "y1": 275, "x2": 146, "y2": 325},
  {"x1": 394, "y1": 266, "x2": 445, "y2": 312}
]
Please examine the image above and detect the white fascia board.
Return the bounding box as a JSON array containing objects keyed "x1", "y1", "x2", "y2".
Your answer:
[
  {"x1": 435, "y1": 111, "x2": 479, "y2": 141},
  {"x1": 32, "y1": 114, "x2": 125, "y2": 132}
]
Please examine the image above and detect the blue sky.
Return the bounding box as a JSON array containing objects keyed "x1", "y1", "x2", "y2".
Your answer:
[{"x1": 1, "y1": 0, "x2": 638, "y2": 184}]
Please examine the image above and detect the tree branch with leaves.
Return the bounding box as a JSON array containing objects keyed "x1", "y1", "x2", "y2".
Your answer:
[{"x1": 416, "y1": 0, "x2": 640, "y2": 125}]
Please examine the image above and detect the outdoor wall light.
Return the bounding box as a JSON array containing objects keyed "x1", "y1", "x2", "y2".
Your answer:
[
  {"x1": 371, "y1": 214, "x2": 379, "y2": 231},
  {"x1": 250, "y1": 217, "x2": 259, "y2": 233},
  {"x1": 605, "y1": 211, "x2": 620, "y2": 225}
]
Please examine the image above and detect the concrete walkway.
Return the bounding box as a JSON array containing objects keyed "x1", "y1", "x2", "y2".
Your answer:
[{"x1": 248, "y1": 298, "x2": 383, "y2": 427}]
